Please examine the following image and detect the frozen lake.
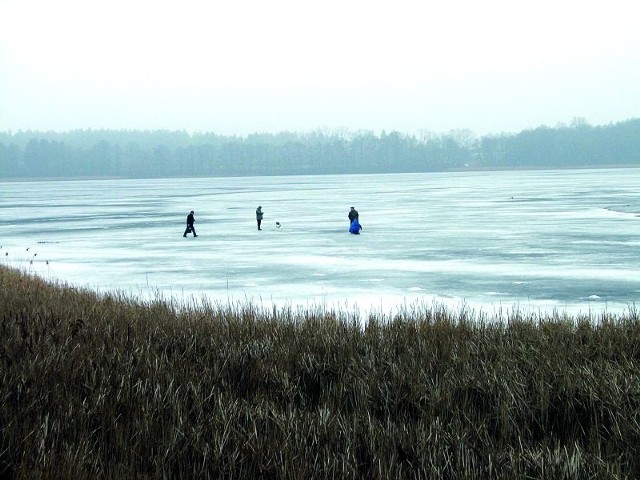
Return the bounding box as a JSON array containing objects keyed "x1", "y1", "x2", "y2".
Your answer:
[{"x1": 1, "y1": 168, "x2": 639, "y2": 318}]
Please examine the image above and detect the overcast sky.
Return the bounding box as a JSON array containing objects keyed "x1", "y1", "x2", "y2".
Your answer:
[{"x1": 1, "y1": 0, "x2": 638, "y2": 136}]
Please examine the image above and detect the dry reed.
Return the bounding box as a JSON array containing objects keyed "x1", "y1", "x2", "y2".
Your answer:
[{"x1": 1, "y1": 265, "x2": 638, "y2": 479}]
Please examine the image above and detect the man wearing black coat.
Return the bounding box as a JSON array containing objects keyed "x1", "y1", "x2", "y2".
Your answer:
[
  {"x1": 348, "y1": 206, "x2": 359, "y2": 224},
  {"x1": 183, "y1": 211, "x2": 197, "y2": 237}
]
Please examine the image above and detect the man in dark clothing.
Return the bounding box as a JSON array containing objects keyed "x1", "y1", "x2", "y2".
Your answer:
[
  {"x1": 183, "y1": 211, "x2": 197, "y2": 237},
  {"x1": 348, "y1": 206, "x2": 359, "y2": 224},
  {"x1": 256, "y1": 206, "x2": 264, "y2": 230}
]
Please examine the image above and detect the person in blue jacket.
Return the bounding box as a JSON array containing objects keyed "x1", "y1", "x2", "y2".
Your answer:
[{"x1": 349, "y1": 218, "x2": 362, "y2": 234}]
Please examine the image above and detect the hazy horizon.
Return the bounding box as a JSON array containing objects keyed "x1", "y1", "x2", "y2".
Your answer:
[
  {"x1": 0, "y1": 118, "x2": 636, "y2": 139},
  {"x1": 2, "y1": 0, "x2": 639, "y2": 137}
]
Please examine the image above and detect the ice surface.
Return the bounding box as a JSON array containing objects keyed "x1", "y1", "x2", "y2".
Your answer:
[{"x1": 1, "y1": 168, "x2": 639, "y2": 319}]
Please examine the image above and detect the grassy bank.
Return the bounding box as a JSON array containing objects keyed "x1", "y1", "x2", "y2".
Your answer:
[{"x1": 1, "y1": 265, "x2": 639, "y2": 479}]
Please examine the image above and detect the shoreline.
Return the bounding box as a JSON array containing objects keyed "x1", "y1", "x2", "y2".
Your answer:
[{"x1": 1, "y1": 164, "x2": 639, "y2": 183}]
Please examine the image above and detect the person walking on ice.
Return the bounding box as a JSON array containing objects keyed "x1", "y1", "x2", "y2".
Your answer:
[
  {"x1": 256, "y1": 206, "x2": 264, "y2": 230},
  {"x1": 183, "y1": 210, "x2": 197, "y2": 237}
]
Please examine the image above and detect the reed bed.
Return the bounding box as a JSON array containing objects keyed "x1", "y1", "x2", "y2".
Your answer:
[{"x1": 1, "y1": 265, "x2": 639, "y2": 479}]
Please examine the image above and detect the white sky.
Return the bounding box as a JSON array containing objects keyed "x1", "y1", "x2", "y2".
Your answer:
[{"x1": 1, "y1": 0, "x2": 639, "y2": 136}]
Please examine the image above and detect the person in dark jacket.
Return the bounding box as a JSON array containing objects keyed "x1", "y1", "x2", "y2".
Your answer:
[
  {"x1": 349, "y1": 218, "x2": 362, "y2": 234},
  {"x1": 256, "y1": 206, "x2": 264, "y2": 230},
  {"x1": 348, "y1": 206, "x2": 359, "y2": 224},
  {"x1": 183, "y1": 211, "x2": 197, "y2": 237}
]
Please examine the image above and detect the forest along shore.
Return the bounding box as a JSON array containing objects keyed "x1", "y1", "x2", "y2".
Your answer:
[{"x1": 2, "y1": 118, "x2": 639, "y2": 179}]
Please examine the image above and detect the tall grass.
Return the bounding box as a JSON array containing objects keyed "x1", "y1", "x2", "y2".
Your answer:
[{"x1": 1, "y1": 265, "x2": 639, "y2": 479}]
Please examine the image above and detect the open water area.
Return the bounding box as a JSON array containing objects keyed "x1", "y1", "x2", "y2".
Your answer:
[{"x1": 1, "y1": 168, "x2": 639, "y2": 319}]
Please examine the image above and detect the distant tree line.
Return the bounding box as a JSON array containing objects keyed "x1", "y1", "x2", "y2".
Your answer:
[{"x1": 1, "y1": 118, "x2": 639, "y2": 179}]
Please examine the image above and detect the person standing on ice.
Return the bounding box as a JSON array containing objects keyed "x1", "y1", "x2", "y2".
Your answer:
[
  {"x1": 183, "y1": 211, "x2": 197, "y2": 237},
  {"x1": 348, "y1": 206, "x2": 359, "y2": 224},
  {"x1": 256, "y1": 206, "x2": 264, "y2": 230}
]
